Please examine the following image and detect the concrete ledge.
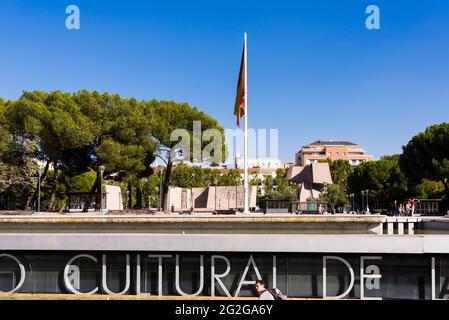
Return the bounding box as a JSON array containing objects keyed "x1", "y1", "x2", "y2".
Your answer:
[
  {"x1": 0, "y1": 214, "x2": 386, "y2": 234},
  {"x1": 0, "y1": 233, "x2": 440, "y2": 253},
  {"x1": 0, "y1": 214, "x2": 386, "y2": 224}
]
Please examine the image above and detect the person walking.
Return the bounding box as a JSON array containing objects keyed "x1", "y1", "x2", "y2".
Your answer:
[
  {"x1": 399, "y1": 203, "x2": 405, "y2": 216},
  {"x1": 255, "y1": 279, "x2": 274, "y2": 300},
  {"x1": 409, "y1": 199, "x2": 417, "y2": 216},
  {"x1": 393, "y1": 200, "x2": 398, "y2": 216},
  {"x1": 406, "y1": 202, "x2": 412, "y2": 216}
]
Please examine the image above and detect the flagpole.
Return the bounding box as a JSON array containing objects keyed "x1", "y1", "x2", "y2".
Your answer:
[{"x1": 243, "y1": 32, "x2": 249, "y2": 214}]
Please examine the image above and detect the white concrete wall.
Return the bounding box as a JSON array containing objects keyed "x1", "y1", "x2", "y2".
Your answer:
[
  {"x1": 171, "y1": 186, "x2": 257, "y2": 211},
  {"x1": 105, "y1": 185, "x2": 123, "y2": 210},
  {"x1": 167, "y1": 187, "x2": 192, "y2": 211},
  {"x1": 1, "y1": 233, "x2": 449, "y2": 253}
]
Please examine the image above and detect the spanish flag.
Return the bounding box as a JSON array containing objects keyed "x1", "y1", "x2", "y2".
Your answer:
[{"x1": 233, "y1": 37, "x2": 246, "y2": 127}]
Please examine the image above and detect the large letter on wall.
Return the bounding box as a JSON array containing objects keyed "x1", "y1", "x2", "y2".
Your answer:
[
  {"x1": 323, "y1": 256, "x2": 355, "y2": 299},
  {"x1": 64, "y1": 254, "x2": 98, "y2": 294},
  {"x1": 136, "y1": 254, "x2": 150, "y2": 296},
  {"x1": 235, "y1": 255, "x2": 262, "y2": 297},
  {"x1": 175, "y1": 255, "x2": 204, "y2": 296},
  {"x1": 360, "y1": 256, "x2": 382, "y2": 300},
  {"x1": 211, "y1": 255, "x2": 231, "y2": 297},
  {"x1": 0, "y1": 254, "x2": 26, "y2": 293},
  {"x1": 102, "y1": 254, "x2": 131, "y2": 295},
  {"x1": 148, "y1": 254, "x2": 172, "y2": 296},
  {"x1": 431, "y1": 257, "x2": 444, "y2": 300}
]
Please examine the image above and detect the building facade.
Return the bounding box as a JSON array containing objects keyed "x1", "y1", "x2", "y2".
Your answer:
[
  {"x1": 234, "y1": 155, "x2": 282, "y2": 170},
  {"x1": 295, "y1": 140, "x2": 373, "y2": 166},
  {"x1": 1, "y1": 215, "x2": 449, "y2": 300}
]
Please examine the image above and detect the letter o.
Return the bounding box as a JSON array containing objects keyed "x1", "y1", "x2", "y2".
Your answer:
[
  {"x1": 64, "y1": 254, "x2": 98, "y2": 294},
  {"x1": 0, "y1": 254, "x2": 26, "y2": 293}
]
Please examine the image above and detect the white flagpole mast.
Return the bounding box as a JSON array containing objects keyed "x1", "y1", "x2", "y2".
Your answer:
[{"x1": 243, "y1": 32, "x2": 249, "y2": 214}]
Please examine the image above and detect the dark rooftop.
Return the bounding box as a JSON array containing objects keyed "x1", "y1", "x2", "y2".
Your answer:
[{"x1": 308, "y1": 140, "x2": 357, "y2": 146}]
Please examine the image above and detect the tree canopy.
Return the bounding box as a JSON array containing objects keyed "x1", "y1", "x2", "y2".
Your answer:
[
  {"x1": 400, "y1": 122, "x2": 449, "y2": 205},
  {"x1": 348, "y1": 155, "x2": 408, "y2": 209},
  {"x1": 319, "y1": 184, "x2": 347, "y2": 212},
  {"x1": 0, "y1": 90, "x2": 225, "y2": 212},
  {"x1": 324, "y1": 159, "x2": 353, "y2": 193},
  {"x1": 151, "y1": 100, "x2": 226, "y2": 212}
]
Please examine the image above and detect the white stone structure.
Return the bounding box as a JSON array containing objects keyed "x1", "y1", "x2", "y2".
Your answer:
[
  {"x1": 105, "y1": 185, "x2": 123, "y2": 211},
  {"x1": 167, "y1": 186, "x2": 257, "y2": 211},
  {"x1": 287, "y1": 163, "x2": 333, "y2": 202}
]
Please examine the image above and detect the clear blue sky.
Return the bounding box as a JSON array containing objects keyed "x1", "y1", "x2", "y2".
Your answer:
[{"x1": 1, "y1": 0, "x2": 449, "y2": 163}]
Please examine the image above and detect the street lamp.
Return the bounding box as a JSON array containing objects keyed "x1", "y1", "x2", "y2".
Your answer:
[
  {"x1": 365, "y1": 189, "x2": 370, "y2": 214},
  {"x1": 37, "y1": 168, "x2": 43, "y2": 214},
  {"x1": 361, "y1": 190, "x2": 365, "y2": 214},
  {"x1": 322, "y1": 184, "x2": 328, "y2": 214},
  {"x1": 159, "y1": 169, "x2": 163, "y2": 211},
  {"x1": 214, "y1": 178, "x2": 218, "y2": 213},
  {"x1": 235, "y1": 177, "x2": 239, "y2": 211},
  {"x1": 349, "y1": 193, "x2": 355, "y2": 214},
  {"x1": 98, "y1": 166, "x2": 105, "y2": 213},
  {"x1": 126, "y1": 190, "x2": 129, "y2": 210}
]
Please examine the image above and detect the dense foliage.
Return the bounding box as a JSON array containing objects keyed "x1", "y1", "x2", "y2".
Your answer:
[
  {"x1": 0, "y1": 90, "x2": 225, "y2": 211},
  {"x1": 400, "y1": 123, "x2": 449, "y2": 206}
]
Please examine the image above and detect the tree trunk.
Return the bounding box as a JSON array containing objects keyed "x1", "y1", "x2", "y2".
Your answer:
[
  {"x1": 26, "y1": 160, "x2": 50, "y2": 210},
  {"x1": 59, "y1": 201, "x2": 66, "y2": 213},
  {"x1": 162, "y1": 161, "x2": 173, "y2": 213}
]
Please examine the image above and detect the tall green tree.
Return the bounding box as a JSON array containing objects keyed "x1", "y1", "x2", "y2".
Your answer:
[
  {"x1": 0, "y1": 158, "x2": 39, "y2": 210},
  {"x1": 169, "y1": 164, "x2": 209, "y2": 188},
  {"x1": 262, "y1": 175, "x2": 274, "y2": 195},
  {"x1": 319, "y1": 184, "x2": 347, "y2": 212},
  {"x1": 249, "y1": 174, "x2": 261, "y2": 187},
  {"x1": 218, "y1": 169, "x2": 241, "y2": 186},
  {"x1": 1, "y1": 91, "x2": 225, "y2": 212},
  {"x1": 349, "y1": 155, "x2": 407, "y2": 209},
  {"x1": 0, "y1": 98, "x2": 9, "y2": 154},
  {"x1": 72, "y1": 90, "x2": 157, "y2": 210},
  {"x1": 169, "y1": 164, "x2": 227, "y2": 189},
  {"x1": 151, "y1": 100, "x2": 226, "y2": 212},
  {"x1": 322, "y1": 159, "x2": 353, "y2": 193},
  {"x1": 1, "y1": 98, "x2": 42, "y2": 209},
  {"x1": 413, "y1": 179, "x2": 445, "y2": 199},
  {"x1": 400, "y1": 123, "x2": 449, "y2": 208},
  {"x1": 6, "y1": 91, "x2": 96, "y2": 210},
  {"x1": 274, "y1": 168, "x2": 288, "y2": 194},
  {"x1": 142, "y1": 175, "x2": 159, "y2": 208}
]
